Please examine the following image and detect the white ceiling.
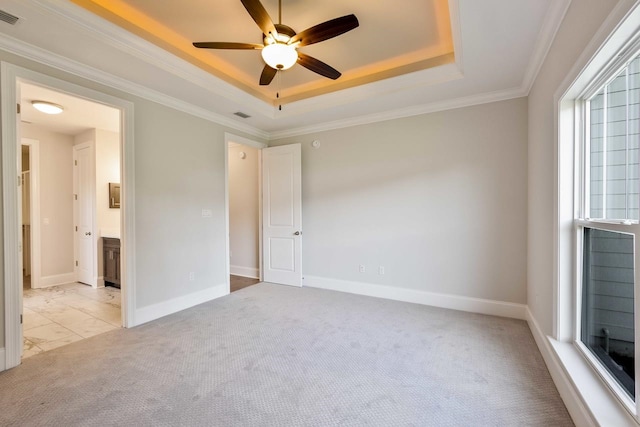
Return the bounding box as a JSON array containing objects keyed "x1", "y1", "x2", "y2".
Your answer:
[
  {"x1": 21, "y1": 82, "x2": 120, "y2": 135},
  {"x1": 0, "y1": 0, "x2": 570, "y2": 139}
]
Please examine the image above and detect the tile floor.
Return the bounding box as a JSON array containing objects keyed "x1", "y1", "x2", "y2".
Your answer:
[{"x1": 22, "y1": 280, "x2": 121, "y2": 359}]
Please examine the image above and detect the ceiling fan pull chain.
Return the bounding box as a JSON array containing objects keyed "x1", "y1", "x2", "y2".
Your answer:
[
  {"x1": 277, "y1": 69, "x2": 282, "y2": 111},
  {"x1": 278, "y1": 0, "x2": 282, "y2": 24}
]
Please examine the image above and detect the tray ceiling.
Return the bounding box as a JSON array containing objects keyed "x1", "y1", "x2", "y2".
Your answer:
[{"x1": 69, "y1": 0, "x2": 454, "y2": 106}]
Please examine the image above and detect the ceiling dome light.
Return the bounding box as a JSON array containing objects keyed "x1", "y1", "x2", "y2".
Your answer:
[
  {"x1": 31, "y1": 100, "x2": 64, "y2": 115},
  {"x1": 261, "y1": 43, "x2": 298, "y2": 70}
]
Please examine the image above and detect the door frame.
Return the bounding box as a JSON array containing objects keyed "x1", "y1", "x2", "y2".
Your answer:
[
  {"x1": 224, "y1": 133, "x2": 267, "y2": 294},
  {"x1": 21, "y1": 138, "x2": 41, "y2": 289},
  {"x1": 73, "y1": 141, "x2": 97, "y2": 287},
  {"x1": 1, "y1": 63, "x2": 136, "y2": 370}
]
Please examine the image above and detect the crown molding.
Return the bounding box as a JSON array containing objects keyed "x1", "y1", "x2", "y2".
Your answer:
[
  {"x1": 521, "y1": 0, "x2": 572, "y2": 93},
  {"x1": 269, "y1": 86, "x2": 527, "y2": 140},
  {"x1": 32, "y1": 0, "x2": 275, "y2": 118},
  {"x1": 0, "y1": 34, "x2": 270, "y2": 140},
  {"x1": 1, "y1": 0, "x2": 566, "y2": 142}
]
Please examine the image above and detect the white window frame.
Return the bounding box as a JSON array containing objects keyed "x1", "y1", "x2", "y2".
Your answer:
[{"x1": 573, "y1": 40, "x2": 640, "y2": 419}]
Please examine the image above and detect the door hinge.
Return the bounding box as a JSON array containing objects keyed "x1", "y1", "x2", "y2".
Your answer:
[
  {"x1": 74, "y1": 194, "x2": 78, "y2": 200},
  {"x1": 74, "y1": 160, "x2": 77, "y2": 166},
  {"x1": 17, "y1": 103, "x2": 20, "y2": 114},
  {"x1": 75, "y1": 260, "x2": 78, "y2": 267},
  {"x1": 17, "y1": 175, "x2": 21, "y2": 186},
  {"x1": 20, "y1": 314, "x2": 23, "y2": 324},
  {"x1": 75, "y1": 226, "x2": 78, "y2": 232}
]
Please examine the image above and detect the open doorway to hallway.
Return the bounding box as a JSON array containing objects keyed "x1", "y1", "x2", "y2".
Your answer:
[
  {"x1": 19, "y1": 82, "x2": 122, "y2": 358},
  {"x1": 228, "y1": 141, "x2": 261, "y2": 293}
]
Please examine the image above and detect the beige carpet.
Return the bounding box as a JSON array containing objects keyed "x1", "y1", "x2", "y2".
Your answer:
[{"x1": 0, "y1": 283, "x2": 573, "y2": 426}]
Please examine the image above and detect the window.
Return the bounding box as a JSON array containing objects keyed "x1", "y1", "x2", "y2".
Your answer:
[
  {"x1": 587, "y1": 56, "x2": 640, "y2": 221},
  {"x1": 577, "y1": 50, "x2": 640, "y2": 411}
]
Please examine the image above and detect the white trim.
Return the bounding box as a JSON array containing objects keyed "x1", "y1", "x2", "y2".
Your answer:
[
  {"x1": 21, "y1": 138, "x2": 41, "y2": 290},
  {"x1": 0, "y1": 348, "x2": 5, "y2": 371},
  {"x1": 0, "y1": 34, "x2": 270, "y2": 141},
  {"x1": 97, "y1": 276, "x2": 105, "y2": 288},
  {"x1": 521, "y1": 0, "x2": 572, "y2": 93},
  {"x1": 224, "y1": 140, "x2": 230, "y2": 295},
  {"x1": 303, "y1": 276, "x2": 527, "y2": 320},
  {"x1": 134, "y1": 284, "x2": 228, "y2": 326},
  {"x1": 269, "y1": 87, "x2": 526, "y2": 140},
  {"x1": 2, "y1": 62, "x2": 23, "y2": 370},
  {"x1": 527, "y1": 308, "x2": 637, "y2": 427},
  {"x1": 120, "y1": 93, "x2": 136, "y2": 328},
  {"x1": 526, "y1": 308, "x2": 596, "y2": 427},
  {"x1": 36, "y1": 273, "x2": 76, "y2": 288},
  {"x1": 1, "y1": 63, "x2": 137, "y2": 371},
  {"x1": 230, "y1": 265, "x2": 259, "y2": 279}
]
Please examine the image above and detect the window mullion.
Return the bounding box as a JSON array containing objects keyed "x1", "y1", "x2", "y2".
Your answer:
[{"x1": 603, "y1": 85, "x2": 608, "y2": 217}]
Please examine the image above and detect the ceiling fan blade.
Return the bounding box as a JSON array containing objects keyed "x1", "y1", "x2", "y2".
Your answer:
[
  {"x1": 240, "y1": 0, "x2": 277, "y2": 37},
  {"x1": 259, "y1": 65, "x2": 277, "y2": 85},
  {"x1": 193, "y1": 42, "x2": 263, "y2": 50},
  {"x1": 297, "y1": 53, "x2": 341, "y2": 80},
  {"x1": 289, "y1": 14, "x2": 359, "y2": 46}
]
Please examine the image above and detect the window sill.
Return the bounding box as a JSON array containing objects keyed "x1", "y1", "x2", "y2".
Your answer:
[{"x1": 548, "y1": 338, "x2": 637, "y2": 426}]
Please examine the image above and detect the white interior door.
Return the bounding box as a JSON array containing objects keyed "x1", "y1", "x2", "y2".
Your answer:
[
  {"x1": 74, "y1": 143, "x2": 96, "y2": 286},
  {"x1": 262, "y1": 144, "x2": 302, "y2": 286}
]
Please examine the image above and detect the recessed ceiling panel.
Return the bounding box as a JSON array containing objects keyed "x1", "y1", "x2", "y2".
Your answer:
[{"x1": 70, "y1": 0, "x2": 453, "y2": 105}]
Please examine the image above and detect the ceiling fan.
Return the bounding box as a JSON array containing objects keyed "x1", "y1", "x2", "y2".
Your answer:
[{"x1": 193, "y1": 0, "x2": 359, "y2": 86}]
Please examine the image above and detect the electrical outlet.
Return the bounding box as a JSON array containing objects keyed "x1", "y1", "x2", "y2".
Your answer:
[
  {"x1": 189, "y1": 272, "x2": 195, "y2": 281},
  {"x1": 359, "y1": 265, "x2": 365, "y2": 273},
  {"x1": 201, "y1": 209, "x2": 212, "y2": 218},
  {"x1": 378, "y1": 266, "x2": 385, "y2": 275}
]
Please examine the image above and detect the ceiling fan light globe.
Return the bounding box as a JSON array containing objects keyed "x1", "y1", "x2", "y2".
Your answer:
[{"x1": 261, "y1": 43, "x2": 298, "y2": 70}]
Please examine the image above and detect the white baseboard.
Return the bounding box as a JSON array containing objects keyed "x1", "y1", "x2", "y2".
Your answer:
[
  {"x1": 526, "y1": 308, "x2": 595, "y2": 427},
  {"x1": 303, "y1": 276, "x2": 527, "y2": 320},
  {"x1": 36, "y1": 272, "x2": 76, "y2": 288},
  {"x1": 134, "y1": 283, "x2": 228, "y2": 326},
  {"x1": 97, "y1": 276, "x2": 105, "y2": 288},
  {"x1": 230, "y1": 265, "x2": 259, "y2": 279},
  {"x1": 526, "y1": 308, "x2": 637, "y2": 427},
  {"x1": 0, "y1": 347, "x2": 5, "y2": 371}
]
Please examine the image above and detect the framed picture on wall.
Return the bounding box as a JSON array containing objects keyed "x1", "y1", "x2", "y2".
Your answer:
[{"x1": 109, "y1": 183, "x2": 120, "y2": 208}]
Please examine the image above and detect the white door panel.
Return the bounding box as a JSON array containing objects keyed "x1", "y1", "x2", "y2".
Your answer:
[
  {"x1": 263, "y1": 144, "x2": 301, "y2": 286},
  {"x1": 74, "y1": 144, "x2": 96, "y2": 286}
]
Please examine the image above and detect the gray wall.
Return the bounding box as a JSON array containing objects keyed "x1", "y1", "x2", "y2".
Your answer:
[
  {"x1": 228, "y1": 143, "x2": 260, "y2": 277},
  {"x1": 271, "y1": 97, "x2": 528, "y2": 304},
  {"x1": 527, "y1": 0, "x2": 622, "y2": 336},
  {"x1": 0, "y1": 48, "x2": 264, "y2": 347}
]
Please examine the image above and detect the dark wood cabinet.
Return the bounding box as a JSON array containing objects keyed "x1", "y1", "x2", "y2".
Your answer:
[{"x1": 103, "y1": 237, "x2": 121, "y2": 288}]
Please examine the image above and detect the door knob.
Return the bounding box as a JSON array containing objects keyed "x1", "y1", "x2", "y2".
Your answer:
[
  {"x1": 294, "y1": 231, "x2": 301, "y2": 236},
  {"x1": 85, "y1": 232, "x2": 92, "y2": 236}
]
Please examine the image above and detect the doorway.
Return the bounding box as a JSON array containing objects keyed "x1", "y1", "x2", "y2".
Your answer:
[
  {"x1": 2, "y1": 63, "x2": 136, "y2": 370},
  {"x1": 19, "y1": 83, "x2": 123, "y2": 359},
  {"x1": 227, "y1": 135, "x2": 264, "y2": 293}
]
